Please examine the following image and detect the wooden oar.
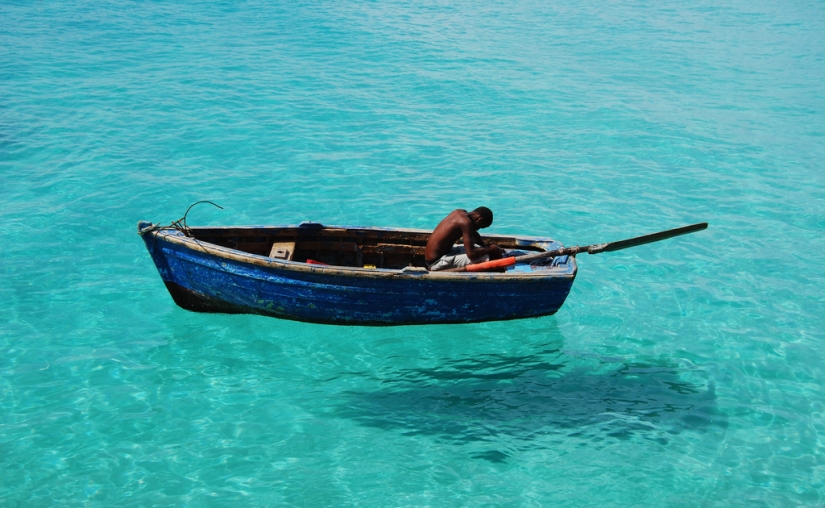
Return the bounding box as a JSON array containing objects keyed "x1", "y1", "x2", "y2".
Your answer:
[{"x1": 442, "y1": 222, "x2": 708, "y2": 273}]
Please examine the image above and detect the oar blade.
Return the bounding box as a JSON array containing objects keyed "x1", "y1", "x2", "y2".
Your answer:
[{"x1": 590, "y1": 222, "x2": 708, "y2": 254}]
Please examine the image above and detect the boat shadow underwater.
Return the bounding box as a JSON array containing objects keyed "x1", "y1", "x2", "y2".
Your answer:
[{"x1": 327, "y1": 341, "x2": 726, "y2": 462}]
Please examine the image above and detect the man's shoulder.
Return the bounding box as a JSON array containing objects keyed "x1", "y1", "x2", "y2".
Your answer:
[
  {"x1": 448, "y1": 209, "x2": 470, "y2": 220},
  {"x1": 432, "y1": 210, "x2": 471, "y2": 233}
]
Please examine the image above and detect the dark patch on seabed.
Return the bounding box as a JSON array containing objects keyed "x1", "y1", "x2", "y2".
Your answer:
[{"x1": 331, "y1": 347, "x2": 726, "y2": 463}]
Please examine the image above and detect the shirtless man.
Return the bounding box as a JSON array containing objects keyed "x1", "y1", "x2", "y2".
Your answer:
[{"x1": 424, "y1": 207, "x2": 503, "y2": 271}]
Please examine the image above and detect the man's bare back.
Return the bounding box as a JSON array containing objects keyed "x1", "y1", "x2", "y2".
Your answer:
[{"x1": 425, "y1": 208, "x2": 502, "y2": 270}]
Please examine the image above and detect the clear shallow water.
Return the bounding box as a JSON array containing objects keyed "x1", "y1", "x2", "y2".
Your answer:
[{"x1": 2, "y1": 0, "x2": 824, "y2": 505}]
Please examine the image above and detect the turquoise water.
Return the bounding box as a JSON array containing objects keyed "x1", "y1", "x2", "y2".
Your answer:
[{"x1": 2, "y1": 0, "x2": 824, "y2": 505}]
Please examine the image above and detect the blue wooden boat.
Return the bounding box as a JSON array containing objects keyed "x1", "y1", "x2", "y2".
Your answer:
[{"x1": 137, "y1": 220, "x2": 577, "y2": 325}]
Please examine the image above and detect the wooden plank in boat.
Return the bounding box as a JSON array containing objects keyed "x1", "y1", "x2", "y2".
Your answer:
[{"x1": 269, "y1": 242, "x2": 295, "y2": 260}]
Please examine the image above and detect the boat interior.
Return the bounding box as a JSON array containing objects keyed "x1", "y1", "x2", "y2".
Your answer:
[{"x1": 189, "y1": 223, "x2": 547, "y2": 270}]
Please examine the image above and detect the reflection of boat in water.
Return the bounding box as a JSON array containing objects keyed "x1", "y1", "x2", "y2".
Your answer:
[{"x1": 137, "y1": 221, "x2": 577, "y2": 326}]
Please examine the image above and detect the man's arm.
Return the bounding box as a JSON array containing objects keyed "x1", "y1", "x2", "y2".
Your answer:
[
  {"x1": 471, "y1": 229, "x2": 485, "y2": 247},
  {"x1": 461, "y1": 223, "x2": 500, "y2": 262}
]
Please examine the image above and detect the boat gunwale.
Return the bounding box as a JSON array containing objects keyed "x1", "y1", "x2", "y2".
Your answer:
[{"x1": 141, "y1": 223, "x2": 578, "y2": 282}]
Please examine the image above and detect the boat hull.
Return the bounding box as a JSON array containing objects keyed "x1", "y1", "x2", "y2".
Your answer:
[{"x1": 139, "y1": 224, "x2": 577, "y2": 326}]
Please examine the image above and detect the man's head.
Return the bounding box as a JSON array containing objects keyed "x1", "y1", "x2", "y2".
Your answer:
[{"x1": 470, "y1": 207, "x2": 493, "y2": 229}]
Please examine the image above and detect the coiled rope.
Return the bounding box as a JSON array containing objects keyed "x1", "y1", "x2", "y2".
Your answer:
[{"x1": 140, "y1": 201, "x2": 224, "y2": 238}]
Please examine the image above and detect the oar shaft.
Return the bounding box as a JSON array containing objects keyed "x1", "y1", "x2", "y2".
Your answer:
[
  {"x1": 511, "y1": 245, "x2": 586, "y2": 264},
  {"x1": 440, "y1": 256, "x2": 516, "y2": 273},
  {"x1": 441, "y1": 245, "x2": 583, "y2": 272},
  {"x1": 518, "y1": 222, "x2": 707, "y2": 263},
  {"x1": 589, "y1": 222, "x2": 708, "y2": 254},
  {"x1": 436, "y1": 223, "x2": 707, "y2": 272}
]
